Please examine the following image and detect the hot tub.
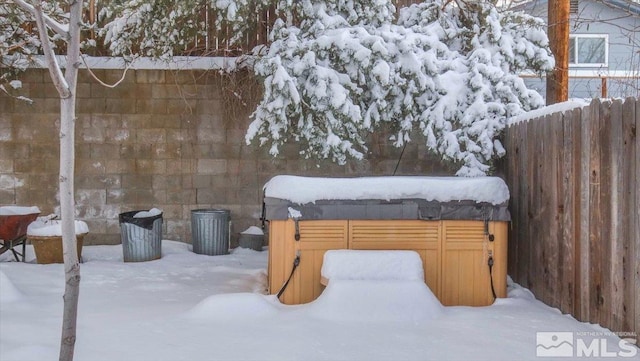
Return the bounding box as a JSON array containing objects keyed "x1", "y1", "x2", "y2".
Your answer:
[{"x1": 263, "y1": 175, "x2": 510, "y2": 306}]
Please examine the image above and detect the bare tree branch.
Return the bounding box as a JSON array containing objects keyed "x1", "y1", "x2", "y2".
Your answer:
[
  {"x1": 80, "y1": 55, "x2": 134, "y2": 88},
  {"x1": 31, "y1": 1, "x2": 71, "y2": 98}
]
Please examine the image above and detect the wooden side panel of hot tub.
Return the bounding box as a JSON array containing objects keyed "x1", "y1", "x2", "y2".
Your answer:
[
  {"x1": 441, "y1": 220, "x2": 508, "y2": 306},
  {"x1": 268, "y1": 219, "x2": 508, "y2": 306},
  {"x1": 269, "y1": 220, "x2": 348, "y2": 305}
]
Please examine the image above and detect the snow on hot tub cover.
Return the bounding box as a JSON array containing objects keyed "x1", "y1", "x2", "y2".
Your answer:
[{"x1": 263, "y1": 176, "x2": 510, "y2": 221}]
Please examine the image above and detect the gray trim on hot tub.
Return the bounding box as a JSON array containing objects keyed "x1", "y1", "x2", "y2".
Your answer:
[{"x1": 264, "y1": 197, "x2": 511, "y2": 221}]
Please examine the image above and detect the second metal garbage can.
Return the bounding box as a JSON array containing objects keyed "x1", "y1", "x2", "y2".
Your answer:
[
  {"x1": 191, "y1": 209, "x2": 230, "y2": 255},
  {"x1": 119, "y1": 209, "x2": 163, "y2": 262}
]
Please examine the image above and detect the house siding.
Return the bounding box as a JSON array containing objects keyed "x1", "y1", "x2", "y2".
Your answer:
[{"x1": 518, "y1": 0, "x2": 640, "y2": 98}]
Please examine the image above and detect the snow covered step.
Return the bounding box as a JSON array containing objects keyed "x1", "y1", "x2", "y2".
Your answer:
[{"x1": 320, "y1": 250, "x2": 425, "y2": 285}]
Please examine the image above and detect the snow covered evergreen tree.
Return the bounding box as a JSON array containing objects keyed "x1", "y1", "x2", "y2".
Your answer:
[{"x1": 246, "y1": 0, "x2": 554, "y2": 176}]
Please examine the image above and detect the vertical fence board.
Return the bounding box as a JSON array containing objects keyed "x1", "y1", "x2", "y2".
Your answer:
[
  {"x1": 634, "y1": 98, "x2": 640, "y2": 342},
  {"x1": 560, "y1": 109, "x2": 576, "y2": 314},
  {"x1": 506, "y1": 123, "x2": 519, "y2": 279},
  {"x1": 533, "y1": 118, "x2": 544, "y2": 298},
  {"x1": 517, "y1": 122, "x2": 530, "y2": 287},
  {"x1": 525, "y1": 120, "x2": 536, "y2": 290},
  {"x1": 576, "y1": 99, "x2": 594, "y2": 321},
  {"x1": 599, "y1": 100, "x2": 613, "y2": 328},
  {"x1": 621, "y1": 98, "x2": 635, "y2": 334},
  {"x1": 609, "y1": 99, "x2": 624, "y2": 332},
  {"x1": 578, "y1": 101, "x2": 592, "y2": 322},
  {"x1": 589, "y1": 99, "x2": 604, "y2": 324},
  {"x1": 546, "y1": 113, "x2": 561, "y2": 308}
]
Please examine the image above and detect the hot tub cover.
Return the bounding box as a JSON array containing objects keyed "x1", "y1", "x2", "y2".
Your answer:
[{"x1": 263, "y1": 176, "x2": 510, "y2": 221}]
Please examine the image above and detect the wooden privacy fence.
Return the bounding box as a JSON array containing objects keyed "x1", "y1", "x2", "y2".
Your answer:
[{"x1": 503, "y1": 98, "x2": 639, "y2": 341}]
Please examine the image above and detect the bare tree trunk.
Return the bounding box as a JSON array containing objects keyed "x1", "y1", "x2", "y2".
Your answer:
[
  {"x1": 58, "y1": 2, "x2": 83, "y2": 360},
  {"x1": 25, "y1": 0, "x2": 84, "y2": 359}
]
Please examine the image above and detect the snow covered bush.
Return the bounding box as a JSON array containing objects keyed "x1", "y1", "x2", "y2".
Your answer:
[{"x1": 246, "y1": 0, "x2": 554, "y2": 176}]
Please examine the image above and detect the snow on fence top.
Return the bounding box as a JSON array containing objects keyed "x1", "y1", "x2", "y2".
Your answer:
[
  {"x1": 27, "y1": 219, "x2": 89, "y2": 237},
  {"x1": 509, "y1": 99, "x2": 590, "y2": 125},
  {"x1": 264, "y1": 175, "x2": 510, "y2": 205},
  {"x1": 321, "y1": 250, "x2": 425, "y2": 282},
  {"x1": 0, "y1": 206, "x2": 41, "y2": 216}
]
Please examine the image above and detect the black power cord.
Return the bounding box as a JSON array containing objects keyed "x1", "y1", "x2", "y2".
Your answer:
[
  {"x1": 276, "y1": 253, "x2": 301, "y2": 300},
  {"x1": 488, "y1": 255, "x2": 497, "y2": 300}
]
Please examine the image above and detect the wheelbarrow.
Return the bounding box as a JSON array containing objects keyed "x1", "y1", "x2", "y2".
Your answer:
[{"x1": 0, "y1": 207, "x2": 41, "y2": 262}]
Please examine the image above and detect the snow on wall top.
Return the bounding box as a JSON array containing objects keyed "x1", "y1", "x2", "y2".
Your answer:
[
  {"x1": 29, "y1": 55, "x2": 242, "y2": 71},
  {"x1": 264, "y1": 175, "x2": 510, "y2": 205}
]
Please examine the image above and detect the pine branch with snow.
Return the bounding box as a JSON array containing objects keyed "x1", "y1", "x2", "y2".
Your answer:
[{"x1": 246, "y1": 0, "x2": 554, "y2": 176}]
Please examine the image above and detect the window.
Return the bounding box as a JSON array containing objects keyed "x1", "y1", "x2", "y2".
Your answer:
[{"x1": 569, "y1": 34, "x2": 608, "y2": 67}]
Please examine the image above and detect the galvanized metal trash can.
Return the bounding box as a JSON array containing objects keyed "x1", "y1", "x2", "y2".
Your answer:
[
  {"x1": 191, "y1": 209, "x2": 230, "y2": 255},
  {"x1": 119, "y1": 210, "x2": 163, "y2": 262}
]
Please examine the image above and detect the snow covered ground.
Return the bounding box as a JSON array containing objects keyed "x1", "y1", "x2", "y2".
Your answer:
[{"x1": 1, "y1": 241, "x2": 637, "y2": 361}]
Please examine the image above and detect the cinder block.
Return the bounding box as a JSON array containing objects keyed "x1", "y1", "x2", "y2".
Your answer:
[
  {"x1": 195, "y1": 188, "x2": 218, "y2": 204},
  {"x1": 136, "y1": 129, "x2": 166, "y2": 144},
  {"x1": 0, "y1": 160, "x2": 13, "y2": 173},
  {"x1": 195, "y1": 100, "x2": 223, "y2": 115},
  {"x1": 152, "y1": 175, "x2": 183, "y2": 190},
  {"x1": 25, "y1": 174, "x2": 57, "y2": 190},
  {"x1": 91, "y1": 114, "x2": 122, "y2": 129},
  {"x1": 76, "y1": 189, "x2": 107, "y2": 205},
  {"x1": 135, "y1": 159, "x2": 166, "y2": 174},
  {"x1": 196, "y1": 129, "x2": 226, "y2": 143},
  {"x1": 122, "y1": 114, "x2": 150, "y2": 128},
  {"x1": 76, "y1": 83, "x2": 91, "y2": 99},
  {"x1": 166, "y1": 189, "x2": 196, "y2": 204},
  {"x1": 197, "y1": 159, "x2": 227, "y2": 175},
  {"x1": 105, "y1": 159, "x2": 135, "y2": 174},
  {"x1": 133, "y1": 189, "x2": 155, "y2": 204},
  {"x1": 90, "y1": 144, "x2": 120, "y2": 159},
  {"x1": 120, "y1": 144, "x2": 152, "y2": 159},
  {"x1": 121, "y1": 175, "x2": 152, "y2": 189},
  {"x1": 76, "y1": 158, "x2": 106, "y2": 175},
  {"x1": 166, "y1": 129, "x2": 189, "y2": 142},
  {"x1": 0, "y1": 98, "x2": 14, "y2": 113},
  {"x1": 193, "y1": 175, "x2": 212, "y2": 188},
  {"x1": 106, "y1": 98, "x2": 136, "y2": 114},
  {"x1": 136, "y1": 99, "x2": 168, "y2": 115},
  {"x1": 105, "y1": 128, "x2": 132, "y2": 143},
  {"x1": 77, "y1": 98, "x2": 106, "y2": 114},
  {"x1": 75, "y1": 175, "x2": 121, "y2": 189},
  {"x1": 166, "y1": 99, "x2": 197, "y2": 115},
  {"x1": 0, "y1": 190, "x2": 15, "y2": 204},
  {"x1": 152, "y1": 190, "x2": 167, "y2": 204},
  {"x1": 136, "y1": 70, "x2": 166, "y2": 84}
]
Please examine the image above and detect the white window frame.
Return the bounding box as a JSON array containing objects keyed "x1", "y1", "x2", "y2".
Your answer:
[{"x1": 569, "y1": 34, "x2": 609, "y2": 68}]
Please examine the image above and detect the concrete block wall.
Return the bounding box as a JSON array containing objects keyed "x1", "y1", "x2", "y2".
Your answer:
[{"x1": 0, "y1": 68, "x2": 454, "y2": 246}]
